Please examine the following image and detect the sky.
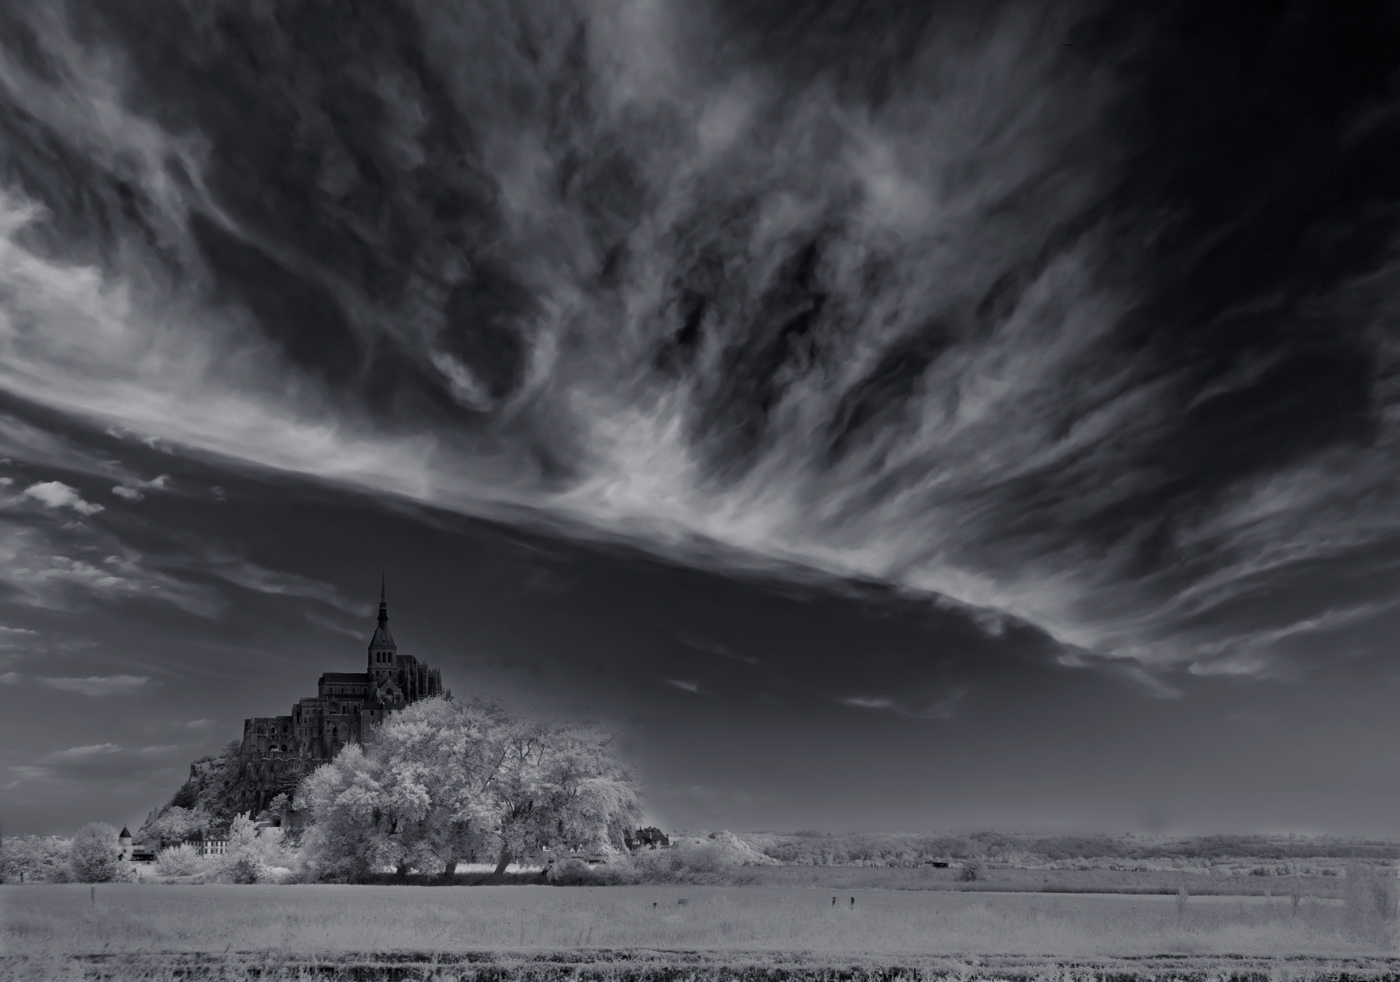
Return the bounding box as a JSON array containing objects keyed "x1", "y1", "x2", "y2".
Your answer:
[{"x1": 2, "y1": 0, "x2": 1400, "y2": 838}]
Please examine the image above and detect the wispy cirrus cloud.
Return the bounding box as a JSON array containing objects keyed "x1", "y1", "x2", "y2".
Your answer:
[
  {"x1": 0, "y1": 519, "x2": 218, "y2": 614},
  {"x1": 840, "y1": 687, "x2": 968, "y2": 720},
  {"x1": 201, "y1": 558, "x2": 369, "y2": 615},
  {"x1": 0, "y1": 0, "x2": 1394, "y2": 694},
  {"x1": 38, "y1": 674, "x2": 150, "y2": 696},
  {"x1": 677, "y1": 635, "x2": 763, "y2": 666},
  {"x1": 11, "y1": 741, "x2": 183, "y2": 782}
]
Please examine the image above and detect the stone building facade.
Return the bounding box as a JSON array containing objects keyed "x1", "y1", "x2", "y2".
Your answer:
[{"x1": 235, "y1": 584, "x2": 445, "y2": 812}]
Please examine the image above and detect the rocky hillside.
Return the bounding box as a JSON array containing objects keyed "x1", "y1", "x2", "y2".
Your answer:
[{"x1": 137, "y1": 741, "x2": 244, "y2": 842}]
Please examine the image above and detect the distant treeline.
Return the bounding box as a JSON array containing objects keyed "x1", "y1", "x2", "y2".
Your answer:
[{"x1": 732, "y1": 831, "x2": 1400, "y2": 865}]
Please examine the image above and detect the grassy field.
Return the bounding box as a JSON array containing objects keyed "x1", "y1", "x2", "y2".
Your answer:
[
  {"x1": 737, "y1": 864, "x2": 1345, "y2": 897},
  {"x1": 2, "y1": 882, "x2": 1396, "y2": 979}
]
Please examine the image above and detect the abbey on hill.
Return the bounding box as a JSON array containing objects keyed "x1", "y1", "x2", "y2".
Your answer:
[{"x1": 235, "y1": 582, "x2": 446, "y2": 813}]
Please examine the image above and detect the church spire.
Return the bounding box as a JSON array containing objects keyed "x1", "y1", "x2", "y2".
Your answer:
[{"x1": 368, "y1": 575, "x2": 397, "y2": 672}]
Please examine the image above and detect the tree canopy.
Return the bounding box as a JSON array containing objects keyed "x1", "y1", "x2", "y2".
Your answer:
[
  {"x1": 69, "y1": 823, "x2": 123, "y2": 883},
  {"x1": 296, "y1": 698, "x2": 640, "y2": 881},
  {"x1": 1, "y1": 834, "x2": 72, "y2": 882}
]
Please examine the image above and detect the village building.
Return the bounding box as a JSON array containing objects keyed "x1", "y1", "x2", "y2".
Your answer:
[
  {"x1": 182, "y1": 829, "x2": 232, "y2": 857},
  {"x1": 117, "y1": 826, "x2": 158, "y2": 864},
  {"x1": 234, "y1": 582, "x2": 445, "y2": 813}
]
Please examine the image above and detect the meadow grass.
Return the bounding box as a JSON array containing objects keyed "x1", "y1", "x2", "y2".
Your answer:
[{"x1": 0, "y1": 883, "x2": 1385, "y2": 959}]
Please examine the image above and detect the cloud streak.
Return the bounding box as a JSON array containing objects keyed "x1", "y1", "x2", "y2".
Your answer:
[
  {"x1": 840, "y1": 687, "x2": 967, "y2": 721},
  {"x1": 0, "y1": 518, "x2": 218, "y2": 615},
  {"x1": 39, "y1": 674, "x2": 150, "y2": 696},
  {"x1": 11, "y1": 741, "x2": 183, "y2": 782}
]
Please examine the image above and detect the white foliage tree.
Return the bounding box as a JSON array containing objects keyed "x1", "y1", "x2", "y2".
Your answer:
[
  {"x1": 489, "y1": 718, "x2": 641, "y2": 874},
  {"x1": 69, "y1": 823, "x2": 122, "y2": 883},
  {"x1": 295, "y1": 744, "x2": 401, "y2": 882},
  {"x1": 296, "y1": 698, "x2": 641, "y2": 880}
]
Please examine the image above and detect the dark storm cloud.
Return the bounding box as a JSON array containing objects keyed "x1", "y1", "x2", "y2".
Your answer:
[{"x1": 0, "y1": 0, "x2": 1395, "y2": 695}]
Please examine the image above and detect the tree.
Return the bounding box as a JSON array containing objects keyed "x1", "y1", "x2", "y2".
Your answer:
[
  {"x1": 266, "y1": 793, "x2": 290, "y2": 821},
  {"x1": 138, "y1": 806, "x2": 211, "y2": 847},
  {"x1": 1, "y1": 835, "x2": 72, "y2": 882},
  {"x1": 297, "y1": 701, "x2": 514, "y2": 880},
  {"x1": 487, "y1": 716, "x2": 641, "y2": 875},
  {"x1": 296, "y1": 698, "x2": 641, "y2": 880},
  {"x1": 296, "y1": 744, "x2": 404, "y2": 882},
  {"x1": 69, "y1": 823, "x2": 123, "y2": 882}
]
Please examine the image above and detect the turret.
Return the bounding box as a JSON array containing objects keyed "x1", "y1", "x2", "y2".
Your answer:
[
  {"x1": 118, "y1": 826, "x2": 133, "y2": 861},
  {"x1": 367, "y1": 575, "x2": 398, "y2": 676}
]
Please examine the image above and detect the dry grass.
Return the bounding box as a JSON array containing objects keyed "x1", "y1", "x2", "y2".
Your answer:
[
  {"x1": 1, "y1": 883, "x2": 1388, "y2": 959},
  {"x1": 740, "y1": 864, "x2": 1348, "y2": 897},
  {"x1": 6, "y1": 883, "x2": 1398, "y2": 980}
]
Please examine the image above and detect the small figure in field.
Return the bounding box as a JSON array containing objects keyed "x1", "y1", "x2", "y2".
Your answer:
[
  {"x1": 850, "y1": 896, "x2": 855, "y2": 907},
  {"x1": 831, "y1": 896, "x2": 836, "y2": 906},
  {"x1": 677, "y1": 898, "x2": 688, "y2": 906}
]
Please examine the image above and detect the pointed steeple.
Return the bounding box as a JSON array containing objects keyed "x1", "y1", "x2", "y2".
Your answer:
[{"x1": 368, "y1": 575, "x2": 397, "y2": 672}]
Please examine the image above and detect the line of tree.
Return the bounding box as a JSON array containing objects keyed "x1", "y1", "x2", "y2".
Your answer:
[
  {"x1": 2, "y1": 823, "x2": 134, "y2": 883},
  {"x1": 735, "y1": 830, "x2": 1400, "y2": 866},
  {"x1": 1, "y1": 833, "x2": 73, "y2": 882}
]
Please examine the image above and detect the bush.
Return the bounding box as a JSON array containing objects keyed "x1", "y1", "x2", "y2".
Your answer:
[
  {"x1": 1344, "y1": 862, "x2": 1398, "y2": 944},
  {"x1": 545, "y1": 857, "x2": 594, "y2": 884},
  {"x1": 628, "y1": 841, "x2": 757, "y2": 884},
  {"x1": 69, "y1": 824, "x2": 123, "y2": 883},
  {"x1": 225, "y1": 855, "x2": 260, "y2": 884},
  {"x1": 960, "y1": 859, "x2": 985, "y2": 882},
  {"x1": 154, "y1": 844, "x2": 204, "y2": 877}
]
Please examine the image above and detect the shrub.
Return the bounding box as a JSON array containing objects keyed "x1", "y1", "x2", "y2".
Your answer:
[
  {"x1": 545, "y1": 857, "x2": 594, "y2": 884},
  {"x1": 69, "y1": 824, "x2": 123, "y2": 883},
  {"x1": 1344, "y1": 862, "x2": 1398, "y2": 944},
  {"x1": 960, "y1": 859, "x2": 985, "y2": 882},
  {"x1": 153, "y1": 844, "x2": 204, "y2": 877},
  {"x1": 225, "y1": 855, "x2": 260, "y2": 884},
  {"x1": 628, "y1": 841, "x2": 755, "y2": 884}
]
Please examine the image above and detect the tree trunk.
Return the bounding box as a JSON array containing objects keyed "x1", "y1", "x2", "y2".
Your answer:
[
  {"x1": 442, "y1": 859, "x2": 457, "y2": 880},
  {"x1": 395, "y1": 861, "x2": 410, "y2": 880},
  {"x1": 493, "y1": 846, "x2": 513, "y2": 877}
]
